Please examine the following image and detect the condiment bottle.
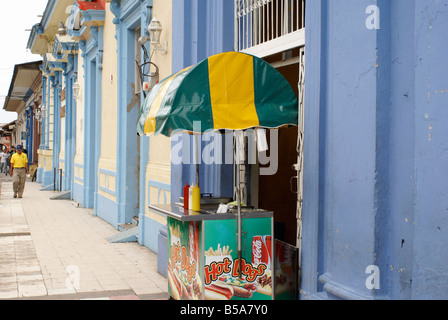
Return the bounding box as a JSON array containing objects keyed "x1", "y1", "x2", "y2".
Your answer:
[
  {"x1": 183, "y1": 182, "x2": 189, "y2": 209},
  {"x1": 192, "y1": 184, "x2": 200, "y2": 211}
]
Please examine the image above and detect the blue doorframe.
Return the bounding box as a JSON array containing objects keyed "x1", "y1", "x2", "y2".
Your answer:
[
  {"x1": 52, "y1": 70, "x2": 62, "y2": 190},
  {"x1": 36, "y1": 75, "x2": 47, "y2": 183},
  {"x1": 69, "y1": 55, "x2": 78, "y2": 194},
  {"x1": 63, "y1": 53, "x2": 78, "y2": 193},
  {"x1": 46, "y1": 75, "x2": 53, "y2": 150},
  {"x1": 113, "y1": 0, "x2": 152, "y2": 225},
  {"x1": 82, "y1": 26, "x2": 103, "y2": 210}
]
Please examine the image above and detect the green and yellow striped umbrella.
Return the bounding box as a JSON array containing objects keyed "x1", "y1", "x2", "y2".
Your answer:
[{"x1": 137, "y1": 51, "x2": 298, "y2": 137}]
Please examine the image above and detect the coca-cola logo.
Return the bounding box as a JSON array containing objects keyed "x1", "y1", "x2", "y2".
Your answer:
[{"x1": 253, "y1": 240, "x2": 262, "y2": 262}]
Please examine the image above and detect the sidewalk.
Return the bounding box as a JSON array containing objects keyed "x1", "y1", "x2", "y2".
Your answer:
[{"x1": 0, "y1": 173, "x2": 169, "y2": 300}]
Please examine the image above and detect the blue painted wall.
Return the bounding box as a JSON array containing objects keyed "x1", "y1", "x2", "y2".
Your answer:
[
  {"x1": 411, "y1": 0, "x2": 448, "y2": 299},
  {"x1": 302, "y1": 0, "x2": 448, "y2": 300}
]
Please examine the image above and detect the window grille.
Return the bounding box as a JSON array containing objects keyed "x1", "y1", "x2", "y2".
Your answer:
[{"x1": 235, "y1": 0, "x2": 305, "y2": 52}]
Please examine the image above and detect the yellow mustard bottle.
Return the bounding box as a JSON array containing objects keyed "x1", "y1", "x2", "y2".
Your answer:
[{"x1": 192, "y1": 184, "x2": 200, "y2": 211}]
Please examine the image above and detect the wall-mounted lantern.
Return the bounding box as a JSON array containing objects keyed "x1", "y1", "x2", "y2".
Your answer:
[
  {"x1": 73, "y1": 81, "x2": 81, "y2": 100},
  {"x1": 147, "y1": 16, "x2": 167, "y2": 55}
]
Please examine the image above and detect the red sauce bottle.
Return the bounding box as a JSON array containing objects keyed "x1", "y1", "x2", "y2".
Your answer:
[{"x1": 183, "y1": 183, "x2": 189, "y2": 209}]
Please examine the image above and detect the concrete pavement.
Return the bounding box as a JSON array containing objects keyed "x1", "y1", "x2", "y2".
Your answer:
[{"x1": 0, "y1": 173, "x2": 169, "y2": 300}]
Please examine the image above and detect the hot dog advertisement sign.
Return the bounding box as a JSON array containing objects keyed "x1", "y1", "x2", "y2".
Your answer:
[{"x1": 167, "y1": 217, "x2": 274, "y2": 300}]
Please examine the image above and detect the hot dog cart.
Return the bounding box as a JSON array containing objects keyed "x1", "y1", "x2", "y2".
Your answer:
[
  {"x1": 149, "y1": 202, "x2": 297, "y2": 300},
  {"x1": 138, "y1": 51, "x2": 299, "y2": 300}
]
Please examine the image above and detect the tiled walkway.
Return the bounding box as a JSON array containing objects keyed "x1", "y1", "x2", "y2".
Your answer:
[{"x1": 0, "y1": 176, "x2": 169, "y2": 300}]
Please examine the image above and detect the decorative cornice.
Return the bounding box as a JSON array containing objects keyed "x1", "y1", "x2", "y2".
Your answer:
[
  {"x1": 79, "y1": 40, "x2": 87, "y2": 58},
  {"x1": 141, "y1": 1, "x2": 152, "y2": 36},
  {"x1": 81, "y1": 8, "x2": 106, "y2": 26},
  {"x1": 84, "y1": 25, "x2": 104, "y2": 69},
  {"x1": 43, "y1": 52, "x2": 67, "y2": 76},
  {"x1": 53, "y1": 35, "x2": 79, "y2": 62},
  {"x1": 67, "y1": 1, "x2": 106, "y2": 41},
  {"x1": 27, "y1": 24, "x2": 45, "y2": 50},
  {"x1": 65, "y1": 54, "x2": 76, "y2": 76},
  {"x1": 67, "y1": 2, "x2": 84, "y2": 39},
  {"x1": 52, "y1": 40, "x2": 64, "y2": 61},
  {"x1": 42, "y1": 54, "x2": 55, "y2": 76},
  {"x1": 86, "y1": 26, "x2": 99, "y2": 55},
  {"x1": 26, "y1": 0, "x2": 56, "y2": 54},
  {"x1": 110, "y1": 0, "x2": 120, "y2": 25},
  {"x1": 40, "y1": 0, "x2": 58, "y2": 32},
  {"x1": 119, "y1": 0, "x2": 141, "y2": 22}
]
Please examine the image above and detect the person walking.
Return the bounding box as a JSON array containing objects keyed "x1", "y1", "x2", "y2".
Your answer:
[
  {"x1": 9, "y1": 145, "x2": 29, "y2": 198},
  {"x1": 0, "y1": 149, "x2": 8, "y2": 173}
]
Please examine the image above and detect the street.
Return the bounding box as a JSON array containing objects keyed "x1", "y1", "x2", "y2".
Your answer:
[{"x1": 0, "y1": 173, "x2": 169, "y2": 300}]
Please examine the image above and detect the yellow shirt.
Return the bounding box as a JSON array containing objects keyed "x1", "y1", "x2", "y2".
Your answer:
[{"x1": 10, "y1": 152, "x2": 28, "y2": 168}]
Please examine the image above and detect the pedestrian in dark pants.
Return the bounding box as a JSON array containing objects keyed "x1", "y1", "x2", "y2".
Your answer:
[
  {"x1": 0, "y1": 149, "x2": 8, "y2": 174},
  {"x1": 7, "y1": 147, "x2": 15, "y2": 176},
  {"x1": 9, "y1": 145, "x2": 29, "y2": 198}
]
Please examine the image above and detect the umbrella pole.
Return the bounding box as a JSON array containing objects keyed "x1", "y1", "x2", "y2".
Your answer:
[
  {"x1": 237, "y1": 162, "x2": 242, "y2": 279},
  {"x1": 195, "y1": 134, "x2": 200, "y2": 186},
  {"x1": 235, "y1": 131, "x2": 243, "y2": 279}
]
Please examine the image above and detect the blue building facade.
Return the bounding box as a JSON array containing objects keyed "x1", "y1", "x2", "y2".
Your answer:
[{"x1": 301, "y1": 0, "x2": 448, "y2": 299}]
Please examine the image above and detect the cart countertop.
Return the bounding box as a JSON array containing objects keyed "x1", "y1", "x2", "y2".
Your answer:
[{"x1": 148, "y1": 203, "x2": 273, "y2": 222}]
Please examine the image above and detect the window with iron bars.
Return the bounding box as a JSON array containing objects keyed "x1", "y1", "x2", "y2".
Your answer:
[{"x1": 235, "y1": 0, "x2": 305, "y2": 53}]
